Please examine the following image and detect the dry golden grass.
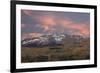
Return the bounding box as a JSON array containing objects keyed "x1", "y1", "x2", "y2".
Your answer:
[{"x1": 21, "y1": 38, "x2": 90, "y2": 63}]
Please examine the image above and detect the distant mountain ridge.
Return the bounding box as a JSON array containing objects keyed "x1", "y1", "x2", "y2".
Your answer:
[{"x1": 21, "y1": 33, "x2": 88, "y2": 47}]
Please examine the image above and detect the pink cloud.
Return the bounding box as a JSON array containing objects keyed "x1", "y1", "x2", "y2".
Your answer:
[
  {"x1": 30, "y1": 14, "x2": 90, "y2": 37},
  {"x1": 22, "y1": 10, "x2": 33, "y2": 16},
  {"x1": 31, "y1": 15, "x2": 56, "y2": 31},
  {"x1": 64, "y1": 23, "x2": 90, "y2": 36}
]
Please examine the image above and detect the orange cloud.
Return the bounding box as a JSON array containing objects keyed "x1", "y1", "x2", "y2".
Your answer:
[
  {"x1": 59, "y1": 19, "x2": 73, "y2": 26},
  {"x1": 66, "y1": 23, "x2": 90, "y2": 36},
  {"x1": 59, "y1": 20, "x2": 90, "y2": 36},
  {"x1": 29, "y1": 33, "x2": 42, "y2": 38},
  {"x1": 22, "y1": 33, "x2": 42, "y2": 40}
]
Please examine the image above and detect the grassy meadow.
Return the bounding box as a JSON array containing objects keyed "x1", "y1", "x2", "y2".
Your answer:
[{"x1": 21, "y1": 38, "x2": 90, "y2": 63}]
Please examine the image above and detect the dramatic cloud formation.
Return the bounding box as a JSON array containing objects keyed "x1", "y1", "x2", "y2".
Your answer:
[
  {"x1": 35, "y1": 15, "x2": 90, "y2": 36},
  {"x1": 21, "y1": 10, "x2": 90, "y2": 39}
]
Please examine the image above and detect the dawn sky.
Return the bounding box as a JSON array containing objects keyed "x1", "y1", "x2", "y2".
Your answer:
[{"x1": 21, "y1": 9, "x2": 90, "y2": 40}]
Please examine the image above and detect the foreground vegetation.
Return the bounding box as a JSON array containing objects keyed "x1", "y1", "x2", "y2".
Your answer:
[{"x1": 21, "y1": 38, "x2": 90, "y2": 63}]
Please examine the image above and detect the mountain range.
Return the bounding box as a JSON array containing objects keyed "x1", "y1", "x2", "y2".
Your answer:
[{"x1": 21, "y1": 33, "x2": 87, "y2": 48}]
